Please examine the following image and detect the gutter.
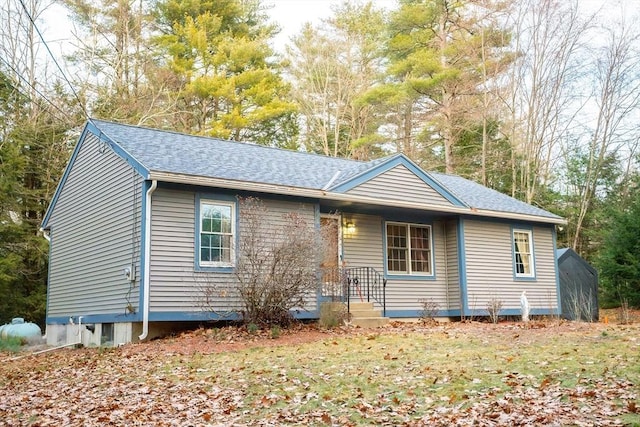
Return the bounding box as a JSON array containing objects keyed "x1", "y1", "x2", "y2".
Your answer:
[
  {"x1": 148, "y1": 172, "x2": 567, "y2": 225},
  {"x1": 40, "y1": 228, "x2": 51, "y2": 242},
  {"x1": 139, "y1": 180, "x2": 157, "y2": 341}
]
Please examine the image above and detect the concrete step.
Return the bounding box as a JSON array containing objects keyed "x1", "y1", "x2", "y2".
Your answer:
[
  {"x1": 350, "y1": 317, "x2": 390, "y2": 328},
  {"x1": 347, "y1": 301, "x2": 389, "y2": 327},
  {"x1": 349, "y1": 302, "x2": 374, "y2": 311},
  {"x1": 349, "y1": 309, "x2": 382, "y2": 318}
]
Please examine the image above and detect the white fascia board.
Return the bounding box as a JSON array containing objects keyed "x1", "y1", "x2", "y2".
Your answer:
[{"x1": 148, "y1": 172, "x2": 566, "y2": 225}]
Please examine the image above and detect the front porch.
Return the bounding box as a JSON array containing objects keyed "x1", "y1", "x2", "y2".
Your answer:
[{"x1": 320, "y1": 266, "x2": 389, "y2": 327}]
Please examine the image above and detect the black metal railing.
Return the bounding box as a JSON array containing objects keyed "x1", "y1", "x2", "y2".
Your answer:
[
  {"x1": 344, "y1": 267, "x2": 387, "y2": 317},
  {"x1": 320, "y1": 267, "x2": 387, "y2": 316}
]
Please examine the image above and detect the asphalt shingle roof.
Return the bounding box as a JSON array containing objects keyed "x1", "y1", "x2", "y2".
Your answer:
[
  {"x1": 93, "y1": 119, "x2": 361, "y2": 190},
  {"x1": 430, "y1": 172, "x2": 561, "y2": 219},
  {"x1": 91, "y1": 119, "x2": 562, "y2": 220}
]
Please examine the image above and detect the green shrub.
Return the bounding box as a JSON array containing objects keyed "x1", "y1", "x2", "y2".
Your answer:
[
  {"x1": 0, "y1": 336, "x2": 24, "y2": 352},
  {"x1": 270, "y1": 325, "x2": 281, "y2": 339}
]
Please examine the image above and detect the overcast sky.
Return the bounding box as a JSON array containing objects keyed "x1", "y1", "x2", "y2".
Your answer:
[
  {"x1": 40, "y1": 0, "x2": 397, "y2": 56},
  {"x1": 37, "y1": 0, "x2": 635, "y2": 72},
  {"x1": 265, "y1": 0, "x2": 396, "y2": 48}
]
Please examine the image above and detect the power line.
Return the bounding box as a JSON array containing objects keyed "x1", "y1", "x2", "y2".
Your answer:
[
  {"x1": 0, "y1": 54, "x2": 76, "y2": 124},
  {"x1": 16, "y1": 0, "x2": 91, "y2": 122}
]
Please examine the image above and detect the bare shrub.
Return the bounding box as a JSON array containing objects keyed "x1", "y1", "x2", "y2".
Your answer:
[
  {"x1": 319, "y1": 302, "x2": 348, "y2": 329},
  {"x1": 465, "y1": 295, "x2": 480, "y2": 322},
  {"x1": 619, "y1": 298, "x2": 631, "y2": 324},
  {"x1": 418, "y1": 298, "x2": 440, "y2": 323},
  {"x1": 566, "y1": 286, "x2": 595, "y2": 322},
  {"x1": 486, "y1": 297, "x2": 503, "y2": 324},
  {"x1": 235, "y1": 197, "x2": 321, "y2": 327},
  {"x1": 194, "y1": 274, "x2": 237, "y2": 320}
]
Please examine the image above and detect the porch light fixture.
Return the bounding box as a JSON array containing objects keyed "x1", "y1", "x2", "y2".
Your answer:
[{"x1": 344, "y1": 221, "x2": 356, "y2": 237}]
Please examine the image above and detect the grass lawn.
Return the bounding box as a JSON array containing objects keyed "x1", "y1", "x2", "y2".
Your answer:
[{"x1": 1, "y1": 320, "x2": 639, "y2": 426}]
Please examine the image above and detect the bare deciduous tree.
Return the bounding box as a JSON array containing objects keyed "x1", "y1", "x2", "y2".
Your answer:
[
  {"x1": 571, "y1": 19, "x2": 640, "y2": 251},
  {"x1": 504, "y1": 0, "x2": 592, "y2": 202},
  {"x1": 286, "y1": 2, "x2": 386, "y2": 159}
]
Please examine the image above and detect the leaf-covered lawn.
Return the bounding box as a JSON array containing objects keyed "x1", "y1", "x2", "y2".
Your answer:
[{"x1": 1, "y1": 321, "x2": 639, "y2": 426}]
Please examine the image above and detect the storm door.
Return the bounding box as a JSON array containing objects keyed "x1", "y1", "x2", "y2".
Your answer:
[{"x1": 320, "y1": 215, "x2": 342, "y2": 299}]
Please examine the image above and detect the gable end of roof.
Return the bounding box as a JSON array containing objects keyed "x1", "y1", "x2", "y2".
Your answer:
[
  {"x1": 329, "y1": 154, "x2": 467, "y2": 207},
  {"x1": 41, "y1": 121, "x2": 149, "y2": 229}
]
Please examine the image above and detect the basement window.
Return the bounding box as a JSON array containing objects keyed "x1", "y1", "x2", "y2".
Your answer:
[{"x1": 101, "y1": 323, "x2": 113, "y2": 346}]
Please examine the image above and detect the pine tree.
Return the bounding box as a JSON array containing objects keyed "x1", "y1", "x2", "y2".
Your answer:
[
  {"x1": 153, "y1": 0, "x2": 298, "y2": 147},
  {"x1": 597, "y1": 176, "x2": 640, "y2": 307},
  {"x1": 376, "y1": 0, "x2": 512, "y2": 173}
]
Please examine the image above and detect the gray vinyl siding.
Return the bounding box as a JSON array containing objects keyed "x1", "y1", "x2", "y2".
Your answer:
[
  {"x1": 463, "y1": 220, "x2": 558, "y2": 312},
  {"x1": 445, "y1": 220, "x2": 460, "y2": 310},
  {"x1": 47, "y1": 134, "x2": 142, "y2": 317},
  {"x1": 342, "y1": 214, "x2": 454, "y2": 313},
  {"x1": 149, "y1": 190, "x2": 318, "y2": 313},
  {"x1": 342, "y1": 214, "x2": 384, "y2": 271},
  {"x1": 345, "y1": 165, "x2": 454, "y2": 206}
]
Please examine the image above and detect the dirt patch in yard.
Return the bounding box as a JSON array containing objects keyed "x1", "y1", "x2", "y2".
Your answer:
[
  {"x1": 145, "y1": 322, "x2": 343, "y2": 355},
  {"x1": 123, "y1": 313, "x2": 630, "y2": 356}
]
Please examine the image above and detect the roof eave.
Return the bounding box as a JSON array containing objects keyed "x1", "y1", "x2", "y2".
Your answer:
[{"x1": 148, "y1": 171, "x2": 567, "y2": 225}]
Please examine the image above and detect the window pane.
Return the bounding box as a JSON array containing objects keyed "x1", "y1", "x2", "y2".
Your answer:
[
  {"x1": 211, "y1": 248, "x2": 221, "y2": 262},
  {"x1": 221, "y1": 235, "x2": 231, "y2": 250},
  {"x1": 220, "y1": 247, "x2": 230, "y2": 263},
  {"x1": 387, "y1": 224, "x2": 407, "y2": 248},
  {"x1": 513, "y1": 231, "x2": 532, "y2": 276},
  {"x1": 387, "y1": 224, "x2": 409, "y2": 273},
  {"x1": 202, "y1": 205, "x2": 214, "y2": 219},
  {"x1": 410, "y1": 226, "x2": 429, "y2": 248},
  {"x1": 211, "y1": 214, "x2": 222, "y2": 233},
  {"x1": 411, "y1": 249, "x2": 431, "y2": 272},
  {"x1": 210, "y1": 234, "x2": 220, "y2": 248},
  {"x1": 200, "y1": 201, "x2": 234, "y2": 265},
  {"x1": 219, "y1": 207, "x2": 232, "y2": 233},
  {"x1": 387, "y1": 249, "x2": 407, "y2": 272},
  {"x1": 410, "y1": 226, "x2": 431, "y2": 273}
]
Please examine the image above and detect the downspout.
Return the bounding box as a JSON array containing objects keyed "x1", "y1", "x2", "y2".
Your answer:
[
  {"x1": 139, "y1": 180, "x2": 157, "y2": 341},
  {"x1": 40, "y1": 228, "x2": 50, "y2": 339}
]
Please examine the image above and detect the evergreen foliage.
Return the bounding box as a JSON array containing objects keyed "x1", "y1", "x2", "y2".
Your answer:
[
  {"x1": 153, "y1": 0, "x2": 298, "y2": 147},
  {"x1": 0, "y1": 70, "x2": 79, "y2": 327},
  {"x1": 596, "y1": 177, "x2": 640, "y2": 307}
]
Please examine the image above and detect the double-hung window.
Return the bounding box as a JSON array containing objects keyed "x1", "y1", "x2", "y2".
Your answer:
[
  {"x1": 513, "y1": 229, "x2": 534, "y2": 278},
  {"x1": 199, "y1": 200, "x2": 235, "y2": 268},
  {"x1": 386, "y1": 222, "x2": 433, "y2": 275}
]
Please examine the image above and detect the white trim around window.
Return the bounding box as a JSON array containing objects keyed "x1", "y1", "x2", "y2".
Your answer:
[
  {"x1": 512, "y1": 228, "x2": 535, "y2": 279},
  {"x1": 385, "y1": 221, "x2": 434, "y2": 276},
  {"x1": 197, "y1": 198, "x2": 236, "y2": 269}
]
